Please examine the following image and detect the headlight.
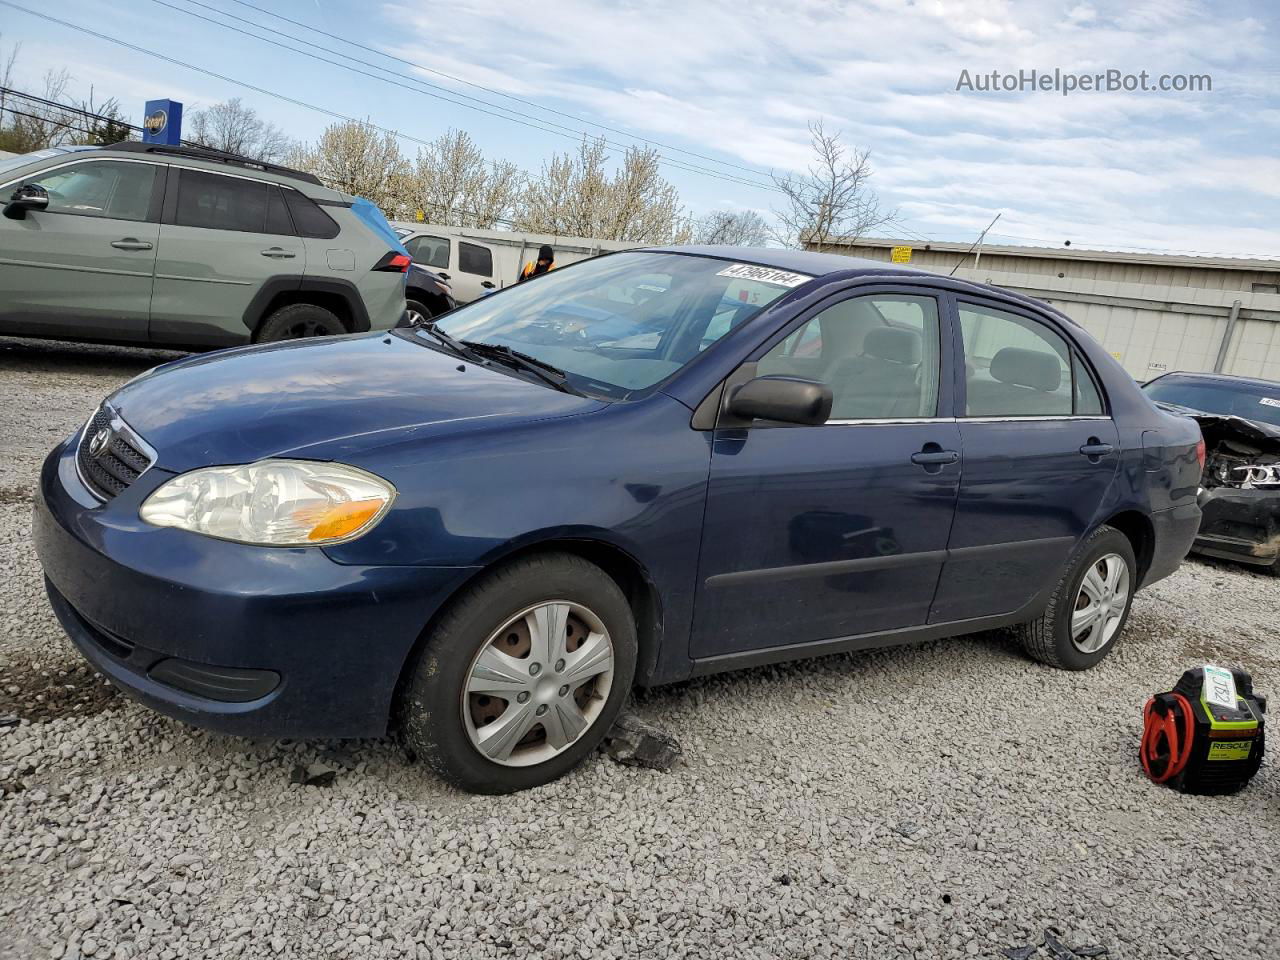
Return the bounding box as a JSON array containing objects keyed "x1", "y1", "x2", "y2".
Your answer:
[{"x1": 139, "y1": 460, "x2": 395, "y2": 546}]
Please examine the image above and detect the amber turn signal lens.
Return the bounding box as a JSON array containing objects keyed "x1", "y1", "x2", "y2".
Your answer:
[{"x1": 297, "y1": 498, "x2": 387, "y2": 542}]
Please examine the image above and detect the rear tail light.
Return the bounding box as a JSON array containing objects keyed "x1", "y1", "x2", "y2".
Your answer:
[
  {"x1": 1195, "y1": 435, "x2": 1206, "y2": 471},
  {"x1": 373, "y1": 252, "x2": 412, "y2": 273}
]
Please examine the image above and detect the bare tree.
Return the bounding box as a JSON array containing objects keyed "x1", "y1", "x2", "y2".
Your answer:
[
  {"x1": 515, "y1": 138, "x2": 687, "y2": 243},
  {"x1": 405, "y1": 129, "x2": 523, "y2": 228},
  {"x1": 694, "y1": 209, "x2": 770, "y2": 246},
  {"x1": 189, "y1": 98, "x2": 292, "y2": 162},
  {"x1": 0, "y1": 67, "x2": 79, "y2": 152},
  {"x1": 77, "y1": 87, "x2": 132, "y2": 146},
  {"x1": 288, "y1": 120, "x2": 408, "y2": 214},
  {"x1": 770, "y1": 120, "x2": 893, "y2": 251}
]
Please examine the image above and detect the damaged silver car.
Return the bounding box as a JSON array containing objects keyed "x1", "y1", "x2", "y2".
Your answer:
[{"x1": 1144, "y1": 371, "x2": 1280, "y2": 574}]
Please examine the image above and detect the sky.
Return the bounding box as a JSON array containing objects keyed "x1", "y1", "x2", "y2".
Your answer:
[{"x1": 2, "y1": 0, "x2": 1277, "y2": 257}]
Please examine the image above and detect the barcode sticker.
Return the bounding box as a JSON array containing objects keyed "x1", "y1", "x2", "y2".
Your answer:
[{"x1": 716, "y1": 264, "x2": 812, "y2": 287}]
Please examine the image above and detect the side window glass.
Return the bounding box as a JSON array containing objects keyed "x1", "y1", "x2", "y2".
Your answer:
[
  {"x1": 175, "y1": 170, "x2": 269, "y2": 233},
  {"x1": 265, "y1": 187, "x2": 294, "y2": 236},
  {"x1": 758, "y1": 294, "x2": 941, "y2": 419},
  {"x1": 407, "y1": 235, "x2": 449, "y2": 269},
  {"x1": 959, "y1": 304, "x2": 1072, "y2": 416},
  {"x1": 459, "y1": 241, "x2": 493, "y2": 277},
  {"x1": 1073, "y1": 354, "x2": 1104, "y2": 414},
  {"x1": 281, "y1": 189, "x2": 340, "y2": 239},
  {"x1": 24, "y1": 161, "x2": 157, "y2": 222}
]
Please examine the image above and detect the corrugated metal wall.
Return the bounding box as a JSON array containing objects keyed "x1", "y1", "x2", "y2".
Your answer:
[{"x1": 831, "y1": 245, "x2": 1280, "y2": 382}]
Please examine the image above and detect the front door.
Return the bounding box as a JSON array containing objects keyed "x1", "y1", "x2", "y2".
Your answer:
[
  {"x1": 691, "y1": 289, "x2": 961, "y2": 660},
  {"x1": 0, "y1": 158, "x2": 163, "y2": 341},
  {"x1": 929, "y1": 297, "x2": 1120, "y2": 622},
  {"x1": 150, "y1": 168, "x2": 304, "y2": 345}
]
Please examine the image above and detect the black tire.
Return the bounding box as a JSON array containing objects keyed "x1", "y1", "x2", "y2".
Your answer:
[
  {"x1": 254, "y1": 303, "x2": 346, "y2": 342},
  {"x1": 405, "y1": 298, "x2": 433, "y2": 326},
  {"x1": 399, "y1": 553, "x2": 637, "y2": 794},
  {"x1": 1016, "y1": 524, "x2": 1137, "y2": 670}
]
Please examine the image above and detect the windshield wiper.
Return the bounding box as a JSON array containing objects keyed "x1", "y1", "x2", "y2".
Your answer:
[
  {"x1": 415, "y1": 322, "x2": 480, "y2": 362},
  {"x1": 461, "y1": 341, "x2": 584, "y2": 395}
]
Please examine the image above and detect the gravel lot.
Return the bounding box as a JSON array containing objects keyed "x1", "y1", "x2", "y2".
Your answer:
[{"x1": 1, "y1": 335, "x2": 1277, "y2": 960}]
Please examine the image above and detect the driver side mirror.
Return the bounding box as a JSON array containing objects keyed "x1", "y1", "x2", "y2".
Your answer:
[
  {"x1": 727, "y1": 375, "x2": 832, "y2": 426},
  {"x1": 3, "y1": 184, "x2": 49, "y2": 220}
]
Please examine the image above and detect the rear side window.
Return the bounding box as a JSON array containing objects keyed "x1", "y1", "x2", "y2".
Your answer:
[
  {"x1": 175, "y1": 170, "x2": 271, "y2": 233},
  {"x1": 959, "y1": 303, "x2": 1100, "y2": 416},
  {"x1": 459, "y1": 241, "x2": 492, "y2": 277},
  {"x1": 406, "y1": 235, "x2": 449, "y2": 268},
  {"x1": 282, "y1": 189, "x2": 340, "y2": 239},
  {"x1": 265, "y1": 187, "x2": 295, "y2": 236}
]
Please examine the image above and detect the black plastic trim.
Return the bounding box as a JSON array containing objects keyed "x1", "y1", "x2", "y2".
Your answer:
[
  {"x1": 148, "y1": 658, "x2": 281, "y2": 703},
  {"x1": 240, "y1": 276, "x2": 371, "y2": 334},
  {"x1": 106, "y1": 141, "x2": 323, "y2": 185}
]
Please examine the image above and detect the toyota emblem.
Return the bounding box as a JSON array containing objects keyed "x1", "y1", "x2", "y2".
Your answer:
[{"x1": 89, "y1": 428, "x2": 112, "y2": 458}]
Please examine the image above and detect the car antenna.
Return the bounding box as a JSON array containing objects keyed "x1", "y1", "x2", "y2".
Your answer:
[{"x1": 949, "y1": 213, "x2": 1002, "y2": 276}]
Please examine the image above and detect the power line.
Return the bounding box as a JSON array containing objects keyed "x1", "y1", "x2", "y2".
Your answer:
[
  {"x1": 141, "y1": 0, "x2": 783, "y2": 194},
  {"x1": 221, "y1": 0, "x2": 775, "y2": 183}
]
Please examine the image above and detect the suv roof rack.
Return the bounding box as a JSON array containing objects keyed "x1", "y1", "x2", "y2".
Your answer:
[{"x1": 105, "y1": 141, "x2": 324, "y2": 187}]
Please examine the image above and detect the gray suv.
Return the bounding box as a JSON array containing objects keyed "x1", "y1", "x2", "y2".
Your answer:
[{"x1": 0, "y1": 142, "x2": 409, "y2": 348}]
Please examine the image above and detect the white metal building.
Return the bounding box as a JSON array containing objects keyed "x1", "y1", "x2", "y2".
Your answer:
[{"x1": 813, "y1": 238, "x2": 1280, "y2": 382}]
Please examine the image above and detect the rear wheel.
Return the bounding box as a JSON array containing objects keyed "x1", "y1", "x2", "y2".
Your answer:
[
  {"x1": 1017, "y1": 525, "x2": 1137, "y2": 670},
  {"x1": 405, "y1": 298, "x2": 432, "y2": 326},
  {"x1": 399, "y1": 554, "x2": 636, "y2": 794},
  {"x1": 255, "y1": 303, "x2": 346, "y2": 342}
]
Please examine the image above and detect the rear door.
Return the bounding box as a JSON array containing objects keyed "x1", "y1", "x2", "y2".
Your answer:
[
  {"x1": 0, "y1": 157, "x2": 163, "y2": 341},
  {"x1": 453, "y1": 240, "x2": 496, "y2": 303},
  {"x1": 691, "y1": 286, "x2": 962, "y2": 660},
  {"x1": 150, "y1": 168, "x2": 304, "y2": 346},
  {"x1": 929, "y1": 297, "x2": 1119, "y2": 622}
]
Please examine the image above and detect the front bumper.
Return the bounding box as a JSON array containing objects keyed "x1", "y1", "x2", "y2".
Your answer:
[
  {"x1": 1192, "y1": 486, "x2": 1280, "y2": 567},
  {"x1": 33, "y1": 436, "x2": 475, "y2": 738}
]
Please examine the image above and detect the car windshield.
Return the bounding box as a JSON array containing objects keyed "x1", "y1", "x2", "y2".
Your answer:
[
  {"x1": 427, "y1": 252, "x2": 808, "y2": 398},
  {"x1": 0, "y1": 146, "x2": 94, "y2": 180},
  {"x1": 1144, "y1": 377, "x2": 1280, "y2": 427}
]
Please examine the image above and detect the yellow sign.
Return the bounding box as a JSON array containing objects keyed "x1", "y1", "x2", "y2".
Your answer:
[
  {"x1": 890, "y1": 245, "x2": 912, "y2": 264},
  {"x1": 415, "y1": 209, "x2": 425, "y2": 222}
]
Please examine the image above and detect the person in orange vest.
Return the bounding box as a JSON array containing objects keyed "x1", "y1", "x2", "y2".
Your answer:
[{"x1": 517, "y1": 244, "x2": 556, "y2": 283}]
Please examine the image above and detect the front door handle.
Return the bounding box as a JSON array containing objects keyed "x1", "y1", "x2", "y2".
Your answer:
[
  {"x1": 111, "y1": 238, "x2": 153, "y2": 251},
  {"x1": 438, "y1": 272, "x2": 451, "y2": 280},
  {"x1": 1079, "y1": 439, "x2": 1115, "y2": 460},
  {"x1": 911, "y1": 450, "x2": 960, "y2": 465},
  {"x1": 261, "y1": 247, "x2": 296, "y2": 259}
]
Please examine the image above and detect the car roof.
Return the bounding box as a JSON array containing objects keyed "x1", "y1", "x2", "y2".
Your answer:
[
  {"x1": 1148, "y1": 370, "x2": 1280, "y2": 390},
  {"x1": 645, "y1": 244, "x2": 927, "y2": 278}
]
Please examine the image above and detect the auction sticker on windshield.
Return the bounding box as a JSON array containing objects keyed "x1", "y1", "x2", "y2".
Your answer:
[
  {"x1": 716, "y1": 264, "x2": 812, "y2": 287},
  {"x1": 1259, "y1": 397, "x2": 1280, "y2": 408}
]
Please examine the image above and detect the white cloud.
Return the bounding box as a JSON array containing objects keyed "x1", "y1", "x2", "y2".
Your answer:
[{"x1": 380, "y1": 0, "x2": 1277, "y2": 256}]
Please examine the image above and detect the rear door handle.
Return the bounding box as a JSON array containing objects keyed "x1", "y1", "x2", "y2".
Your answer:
[
  {"x1": 910, "y1": 450, "x2": 960, "y2": 465},
  {"x1": 1079, "y1": 441, "x2": 1115, "y2": 459},
  {"x1": 261, "y1": 247, "x2": 296, "y2": 259},
  {"x1": 438, "y1": 272, "x2": 451, "y2": 280},
  {"x1": 111, "y1": 238, "x2": 153, "y2": 251},
  {"x1": 481, "y1": 280, "x2": 495, "y2": 289}
]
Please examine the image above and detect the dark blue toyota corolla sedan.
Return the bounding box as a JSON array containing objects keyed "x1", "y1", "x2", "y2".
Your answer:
[{"x1": 34, "y1": 247, "x2": 1203, "y2": 793}]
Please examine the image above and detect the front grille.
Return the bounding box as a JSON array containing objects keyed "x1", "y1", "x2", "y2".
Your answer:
[{"x1": 76, "y1": 405, "x2": 155, "y2": 501}]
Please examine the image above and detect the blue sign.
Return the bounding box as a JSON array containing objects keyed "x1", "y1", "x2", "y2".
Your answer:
[{"x1": 141, "y1": 99, "x2": 183, "y2": 146}]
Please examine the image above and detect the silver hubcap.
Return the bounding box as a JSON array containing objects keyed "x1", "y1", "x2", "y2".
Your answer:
[
  {"x1": 461, "y1": 601, "x2": 614, "y2": 767},
  {"x1": 407, "y1": 309, "x2": 427, "y2": 326},
  {"x1": 1071, "y1": 553, "x2": 1131, "y2": 654}
]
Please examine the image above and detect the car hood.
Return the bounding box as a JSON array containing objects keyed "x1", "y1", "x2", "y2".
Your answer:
[
  {"x1": 1154, "y1": 401, "x2": 1280, "y2": 451},
  {"x1": 109, "y1": 332, "x2": 604, "y2": 472}
]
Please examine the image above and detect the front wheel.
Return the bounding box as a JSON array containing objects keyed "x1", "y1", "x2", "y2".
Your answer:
[
  {"x1": 399, "y1": 554, "x2": 637, "y2": 794},
  {"x1": 1016, "y1": 525, "x2": 1137, "y2": 670}
]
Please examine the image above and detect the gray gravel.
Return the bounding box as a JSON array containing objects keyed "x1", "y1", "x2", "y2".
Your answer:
[{"x1": 1, "y1": 335, "x2": 1278, "y2": 960}]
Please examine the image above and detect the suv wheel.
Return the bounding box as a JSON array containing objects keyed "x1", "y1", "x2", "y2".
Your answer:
[
  {"x1": 1016, "y1": 524, "x2": 1137, "y2": 670},
  {"x1": 399, "y1": 553, "x2": 637, "y2": 794},
  {"x1": 255, "y1": 303, "x2": 346, "y2": 342}
]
